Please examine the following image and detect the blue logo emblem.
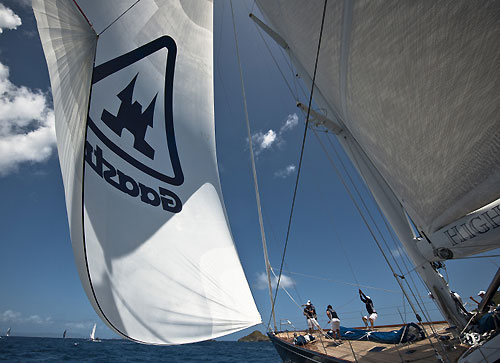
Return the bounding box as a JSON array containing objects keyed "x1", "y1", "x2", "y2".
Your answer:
[{"x1": 85, "y1": 36, "x2": 183, "y2": 213}]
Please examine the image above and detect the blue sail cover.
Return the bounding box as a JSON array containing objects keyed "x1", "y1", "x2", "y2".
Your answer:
[{"x1": 327, "y1": 323, "x2": 424, "y2": 344}]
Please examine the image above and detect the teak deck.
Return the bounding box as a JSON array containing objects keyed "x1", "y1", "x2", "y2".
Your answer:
[{"x1": 275, "y1": 322, "x2": 469, "y2": 362}]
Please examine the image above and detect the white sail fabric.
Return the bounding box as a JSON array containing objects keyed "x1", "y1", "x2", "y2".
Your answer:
[
  {"x1": 257, "y1": 1, "x2": 500, "y2": 235},
  {"x1": 90, "y1": 323, "x2": 96, "y2": 340},
  {"x1": 34, "y1": 0, "x2": 261, "y2": 344}
]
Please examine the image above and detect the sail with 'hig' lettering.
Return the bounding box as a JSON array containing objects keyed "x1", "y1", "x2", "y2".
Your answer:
[
  {"x1": 33, "y1": 0, "x2": 261, "y2": 344},
  {"x1": 257, "y1": 0, "x2": 500, "y2": 259}
]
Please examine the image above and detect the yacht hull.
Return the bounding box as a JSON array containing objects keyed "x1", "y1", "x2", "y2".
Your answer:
[{"x1": 268, "y1": 333, "x2": 349, "y2": 363}]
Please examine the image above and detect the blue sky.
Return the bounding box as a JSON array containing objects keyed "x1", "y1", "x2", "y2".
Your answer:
[{"x1": 0, "y1": 0, "x2": 499, "y2": 341}]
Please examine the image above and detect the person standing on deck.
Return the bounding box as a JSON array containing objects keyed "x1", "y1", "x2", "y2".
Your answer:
[
  {"x1": 326, "y1": 305, "x2": 341, "y2": 340},
  {"x1": 359, "y1": 289, "x2": 377, "y2": 330},
  {"x1": 303, "y1": 300, "x2": 319, "y2": 334}
]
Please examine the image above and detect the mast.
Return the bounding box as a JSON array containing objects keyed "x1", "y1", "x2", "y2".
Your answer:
[{"x1": 230, "y1": 1, "x2": 277, "y2": 332}]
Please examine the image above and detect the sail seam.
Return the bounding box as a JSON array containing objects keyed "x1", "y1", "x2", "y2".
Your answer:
[
  {"x1": 339, "y1": 0, "x2": 353, "y2": 124},
  {"x1": 98, "y1": 0, "x2": 142, "y2": 36}
]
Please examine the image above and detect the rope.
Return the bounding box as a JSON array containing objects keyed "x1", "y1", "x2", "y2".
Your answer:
[
  {"x1": 268, "y1": 0, "x2": 329, "y2": 330},
  {"x1": 281, "y1": 270, "x2": 400, "y2": 293},
  {"x1": 229, "y1": 0, "x2": 276, "y2": 331},
  {"x1": 312, "y1": 129, "x2": 447, "y2": 361}
]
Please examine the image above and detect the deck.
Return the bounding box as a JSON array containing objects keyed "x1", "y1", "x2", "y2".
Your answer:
[{"x1": 274, "y1": 322, "x2": 469, "y2": 362}]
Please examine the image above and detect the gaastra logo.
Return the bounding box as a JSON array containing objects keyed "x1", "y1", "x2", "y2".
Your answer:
[
  {"x1": 85, "y1": 36, "x2": 183, "y2": 214},
  {"x1": 101, "y1": 74, "x2": 157, "y2": 160},
  {"x1": 443, "y1": 204, "x2": 500, "y2": 245},
  {"x1": 85, "y1": 142, "x2": 181, "y2": 213}
]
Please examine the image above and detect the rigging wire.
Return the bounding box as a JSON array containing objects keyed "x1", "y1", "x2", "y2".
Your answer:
[
  {"x1": 326, "y1": 134, "x2": 440, "y2": 330},
  {"x1": 262, "y1": 207, "x2": 304, "y2": 304},
  {"x1": 229, "y1": 0, "x2": 277, "y2": 331},
  {"x1": 267, "y1": 0, "x2": 329, "y2": 331},
  {"x1": 279, "y1": 270, "x2": 400, "y2": 293},
  {"x1": 338, "y1": 135, "x2": 455, "y2": 344},
  {"x1": 245, "y1": 7, "x2": 299, "y2": 102},
  {"x1": 311, "y1": 129, "x2": 446, "y2": 360}
]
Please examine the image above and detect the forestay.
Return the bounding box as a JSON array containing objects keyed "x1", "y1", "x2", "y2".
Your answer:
[
  {"x1": 34, "y1": 0, "x2": 261, "y2": 344},
  {"x1": 257, "y1": 1, "x2": 500, "y2": 235}
]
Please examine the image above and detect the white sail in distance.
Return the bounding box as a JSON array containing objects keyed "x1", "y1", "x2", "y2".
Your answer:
[
  {"x1": 90, "y1": 323, "x2": 96, "y2": 340},
  {"x1": 33, "y1": 0, "x2": 261, "y2": 344}
]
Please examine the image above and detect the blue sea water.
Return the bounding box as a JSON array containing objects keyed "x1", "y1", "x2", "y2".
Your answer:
[{"x1": 0, "y1": 337, "x2": 281, "y2": 362}]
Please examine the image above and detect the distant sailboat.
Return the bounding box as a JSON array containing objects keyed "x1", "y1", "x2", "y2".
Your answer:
[{"x1": 89, "y1": 324, "x2": 100, "y2": 342}]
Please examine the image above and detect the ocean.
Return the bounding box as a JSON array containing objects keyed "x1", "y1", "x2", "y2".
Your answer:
[{"x1": 0, "y1": 337, "x2": 282, "y2": 362}]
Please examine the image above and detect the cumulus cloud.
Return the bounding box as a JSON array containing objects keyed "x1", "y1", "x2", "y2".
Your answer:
[
  {"x1": 280, "y1": 113, "x2": 299, "y2": 133},
  {"x1": 0, "y1": 62, "x2": 56, "y2": 176},
  {"x1": 274, "y1": 164, "x2": 296, "y2": 179},
  {"x1": 0, "y1": 309, "x2": 21, "y2": 321},
  {"x1": 0, "y1": 4, "x2": 21, "y2": 33},
  {"x1": 255, "y1": 271, "x2": 295, "y2": 290},
  {"x1": 0, "y1": 309, "x2": 52, "y2": 325},
  {"x1": 26, "y1": 315, "x2": 53, "y2": 324},
  {"x1": 251, "y1": 129, "x2": 276, "y2": 154},
  {"x1": 250, "y1": 113, "x2": 299, "y2": 155}
]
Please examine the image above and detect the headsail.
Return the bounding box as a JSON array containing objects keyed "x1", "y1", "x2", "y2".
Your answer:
[
  {"x1": 34, "y1": 0, "x2": 261, "y2": 344},
  {"x1": 257, "y1": 1, "x2": 500, "y2": 237}
]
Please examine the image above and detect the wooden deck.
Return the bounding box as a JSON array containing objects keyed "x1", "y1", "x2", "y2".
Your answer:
[{"x1": 275, "y1": 323, "x2": 469, "y2": 362}]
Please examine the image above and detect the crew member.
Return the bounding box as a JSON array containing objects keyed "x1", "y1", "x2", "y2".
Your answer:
[
  {"x1": 326, "y1": 305, "x2": 341, "y2": 340},
  {"x1": 359, "y1": 289, "x2": 377, "y2": 330},
  {"x1": 303, "y1": 300, "x2": 319, "y2": 334}
]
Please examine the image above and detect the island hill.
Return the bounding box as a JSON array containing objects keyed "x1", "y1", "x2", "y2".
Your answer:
[{"x1": 238, "y1": 330, "x2": 270, "y2": 342}]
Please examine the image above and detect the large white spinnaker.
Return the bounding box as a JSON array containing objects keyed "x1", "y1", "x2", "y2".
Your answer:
[{"x1": 34, "y1": 0, "x2": 261, "y2": 344}]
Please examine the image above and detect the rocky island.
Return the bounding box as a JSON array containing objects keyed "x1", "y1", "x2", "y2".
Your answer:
[{"x1": 238, "y1": 330, "x2": 270, "y2": 342}]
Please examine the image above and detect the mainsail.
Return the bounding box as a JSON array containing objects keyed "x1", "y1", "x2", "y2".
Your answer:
[
  {"x1": 34, "y1": 0, "x2": 261, "y2": 344},
  {"x1": 255, "y1": 0, "x2": 500, "y2": 330},
  {"x1": 257, "y1": 1, "x2": 500, "y2": 242}
]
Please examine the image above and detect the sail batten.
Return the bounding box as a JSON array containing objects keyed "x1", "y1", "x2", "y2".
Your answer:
[
  {"x1": 257, "y1": 1, "x2": 500, "y2": 236},
  {"x1": 35, "y1": 0, "x2": 260, "y2": 345}
]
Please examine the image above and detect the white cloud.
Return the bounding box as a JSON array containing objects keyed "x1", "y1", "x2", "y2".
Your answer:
[
  {"x1": 0, "y1": 4, "x2": 21, "y2": 33},
  {"x1": 0, "y1": 62, "x2": 56, "y2": 176},
  {"x1": 0, "y1": 309, "x2": 21, "y2": 321},
  {"x1": 251, "y1": 129, "x2": 277, "y2": 154},
  {"x1": 26, "y1": 315, "x2": 52, "y2": 324},
  {"x1": 249, "y1": 113, "x2": 300, "y2": 155},
  {"x1": 274, "y1": 164, "x2": 296, "y2": 178},
  {"x1": 255, "y1": 271, "x2": 295, "y2": 290},
  {"x1": 280, "y1": 113, "x2": 299, "y2": 133},
  {"x1": 0, "y1": 310, "x2": 52, "y2": 325}
]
